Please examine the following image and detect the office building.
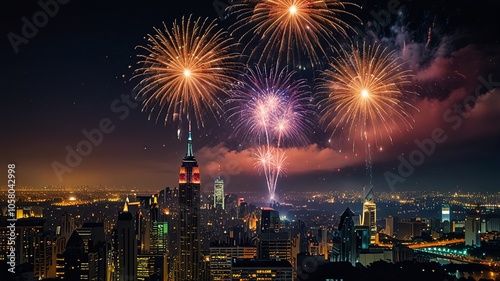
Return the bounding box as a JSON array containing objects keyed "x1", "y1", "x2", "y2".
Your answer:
[
  {"x1": 339, "y1": 207, "x2": 357, "y2": 266},
  {"x1": 465, "y1": 212, "x2": 481, "y2": 247},
  {"x1": 361, "y1": 188, "x2": 377, "y2": 244},
  {"x1": 116, "y1": 201, "x2": 138, "y2": 281},
  {"x1": 210, "y1": 246, "x2": 257, "y2": 281},
  {"x1": 177, "y1": 129, "x2": 201, "y2": 280},
  {"x1": 260, "y1": 208, "x2": 280, "y2": 233},
  {"x1": 231, "y1": 260, "x2": 293, "y2": 281},
  {"x1": 214, "y1": 176, "x2": 225, "y2": 209}
]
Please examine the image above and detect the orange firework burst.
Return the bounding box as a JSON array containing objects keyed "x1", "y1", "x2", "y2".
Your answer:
[
  {"x1": 134, "y1": 15, "x2": 241, "y2": 128},
  {"x1": 317, "y1": 41, "x2": 418, "y2": 149},
  {"x1": 229, "y1": 0, "x2": 360, "y2": 68}
]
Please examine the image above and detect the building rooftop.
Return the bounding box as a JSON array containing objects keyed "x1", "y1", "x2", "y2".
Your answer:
[{"x1": 232, "y1": 259, "x2": 292, "y2": 268}]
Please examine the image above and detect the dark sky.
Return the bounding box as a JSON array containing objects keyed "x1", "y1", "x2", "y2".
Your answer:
[{"x1": 1, "y1": 0, "x2": 500, "y2": 197}]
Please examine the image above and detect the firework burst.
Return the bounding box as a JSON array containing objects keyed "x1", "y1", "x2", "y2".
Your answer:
[
  {"x1": 228, "y1": 65, "x2": 315, "y2": 202},
  {"x1": 228, "y1": 0, "x2": 360, "y2": 69},
  {"x1": 317, "y1": 41, "x2": 417, "y2": 149},
  {"x1": 134, "y1": 15, "x2": 241, "y2": 129},
  {"x1": 228, "y1": 66, "x2": 314, "y2": 146}
]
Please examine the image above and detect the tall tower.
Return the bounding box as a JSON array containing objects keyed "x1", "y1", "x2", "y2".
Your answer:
[
  {"x1": 442, "y1": 204, "x2": 451, "y2": 233},
  {"x1": 214, "y1": 175, "x2": 225, "y2": 209},
  {"x1": 116, "y1": 200, "x2": 137, "y2": 281},
  {"x1": 465, "y1": 211, "x2": 481, "y2": 247},
  {"x1": 339, "y1": 207, "x2": 357, "y2": 266},
  {"x1": 441, "y1": 204, "x2": 450, "y2": 222},
  {"x1": 177, "y1": 128, "x2": 201, "y2": 280},
  {"x1": 361, "y1": 187, "x2": 377, "y2": 245}
]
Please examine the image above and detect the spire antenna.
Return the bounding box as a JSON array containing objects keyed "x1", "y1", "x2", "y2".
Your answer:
[{"x1": 185, "y1": 119, "x2": 194, "y2": 158}]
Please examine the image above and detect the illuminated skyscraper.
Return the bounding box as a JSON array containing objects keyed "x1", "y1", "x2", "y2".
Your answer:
[
  {"x1": 116, "y1": 201, "x2": 137, "y2": 281},
  {"x1": 361, "y1": 188, "x2": 377, "y2": 245},
  {"x1": 137, "y1": 254, "x2": 167, "y2": 281},
  {"x1": 210, "y1": 246, "x2": 257, "y2": 280},
  {"x1": 231, "y1": 260, "x2": 293, "y2": 281},
  {"x1": 177, "y1": 129, "x2": 201, "y2": 281},
  {"x1": 150, "y1": 195, "x2": 168, "y2": 256},
  {"x1": 214, "y1": 176, "x2": 225, "y2": 209},
  {"x1": 339, "y1": 207, "x2": 357, "y2": 265},
  {"x1": 442, "y1": 204, "x2": 450, "y2": 222},
  {"x1": 442, "y1": 204, "x2": 451, "y2": 233}
]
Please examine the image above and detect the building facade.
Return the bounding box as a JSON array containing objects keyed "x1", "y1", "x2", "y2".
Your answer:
[{"x1": 177, "y1": 129, "x2": 202, "y2": 280}]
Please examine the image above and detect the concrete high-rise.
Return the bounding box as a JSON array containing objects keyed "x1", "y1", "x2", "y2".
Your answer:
[
  {"x1": 385, "y1": 215, "x2": 398, "y2": 237},
  {"x1": 465, "y1": 211, "x2": 481, "y2": 247},
  {"x1": 361, "y1": 188, "x2": 377, "y2": 244},
  {"x1": 177, "y1": 129, "x2": 201, "y2": 281}
]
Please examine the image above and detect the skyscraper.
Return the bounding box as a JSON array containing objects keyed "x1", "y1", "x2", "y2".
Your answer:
[
  {"x1": 361, "y1": 187, "x2": 377, "y2": 244},
  {"x1": 442, "y1": 204, "x2": 451, "y2": 233},
  {"x1": 385, "y1": 215, "x2": 397, "y2": 237},
  {"x1": 64, "y1": 230, "x2": 99, "y2": 281},
  {"x1": 150, "y1": 195, "x2": 169, "y2": 256},
  {"x1": 339, "y1": 207, "x2": 357, "y2": 265},
  {"x1": 177, "y1": 129, "x2": 201, "y2": 281},
  {"x1": 214, "y1": 176, "x2": 225, "y2": 209},
  {"x1": 442, "y1": 204, "x2": 451, "y2": 223},
  {"x1": 465, "y1": 211, "x2": 481, "y2": 247},
  {"x1": 260, "y1": 208, "x2": 280, "y2": 233},
  {"x1": 116, "y1": 201, "x2": 137, "y2": 281}
]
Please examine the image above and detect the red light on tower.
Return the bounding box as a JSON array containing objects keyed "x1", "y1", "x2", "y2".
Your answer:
[
  {"x1": 192, "y1": 167, "x2": 200, "y2": 184},
  {"x1": 179, "y1": 167, "x2": 187, "y2": 183}
]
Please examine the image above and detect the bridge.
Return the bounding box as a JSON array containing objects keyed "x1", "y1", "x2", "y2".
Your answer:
[{"x1": 377, "y1": 238, "x2": 465, "y2": 249}]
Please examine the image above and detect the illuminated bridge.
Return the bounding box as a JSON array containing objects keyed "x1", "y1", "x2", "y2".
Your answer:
[
  {"x1": 377, "y1": 239, "x2": 465, "y2": 249},
  {"x1": 407, "y1": 239, "x2": 465, "y2": 249}
]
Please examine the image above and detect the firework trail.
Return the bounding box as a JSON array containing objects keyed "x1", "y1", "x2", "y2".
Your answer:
[
  {"x1": 134, "y1": 15, "x2": 241, "y2": 132},
  {"x1": 228, "y1": 65, "x2": 314, "y2": 202},
  {"x1": 317, "y1": 41, "x2": 417, "y2": 185},
  {"x1": 228, "y1": 0, "x2": 360, "y2": 69}
]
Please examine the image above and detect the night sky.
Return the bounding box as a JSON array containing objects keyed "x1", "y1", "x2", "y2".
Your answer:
[{"x1": 1, "y1": 0, "x2": 500, "y2": 196}]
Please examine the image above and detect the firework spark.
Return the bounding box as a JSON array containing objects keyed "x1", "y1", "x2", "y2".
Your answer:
[
  {"x1": 228, "y1": 66, "x2": 314, "y2": 202},
  {"x1": 228, "y1": 0, "x2": 360, "y2": 68},
  {"x1": 134, "y1": 15, "x2": 241, "y2": 129},
  {"x1": 317, "y1": 41, "x2": 417, "y2": 187},
  {"x1": 254, "y1": 145, "x2": 288, "y2": 202},
  {"x1": 228, "y1": 66, "x2": 314, "y2": 146},
  {"x1": 317, "y1": 41, "x2": 417, "y2": 149}
]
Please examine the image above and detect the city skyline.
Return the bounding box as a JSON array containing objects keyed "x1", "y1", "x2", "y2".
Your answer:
[{"x1": 1, "y1": 0, "x2": 500, "y2": 196}]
